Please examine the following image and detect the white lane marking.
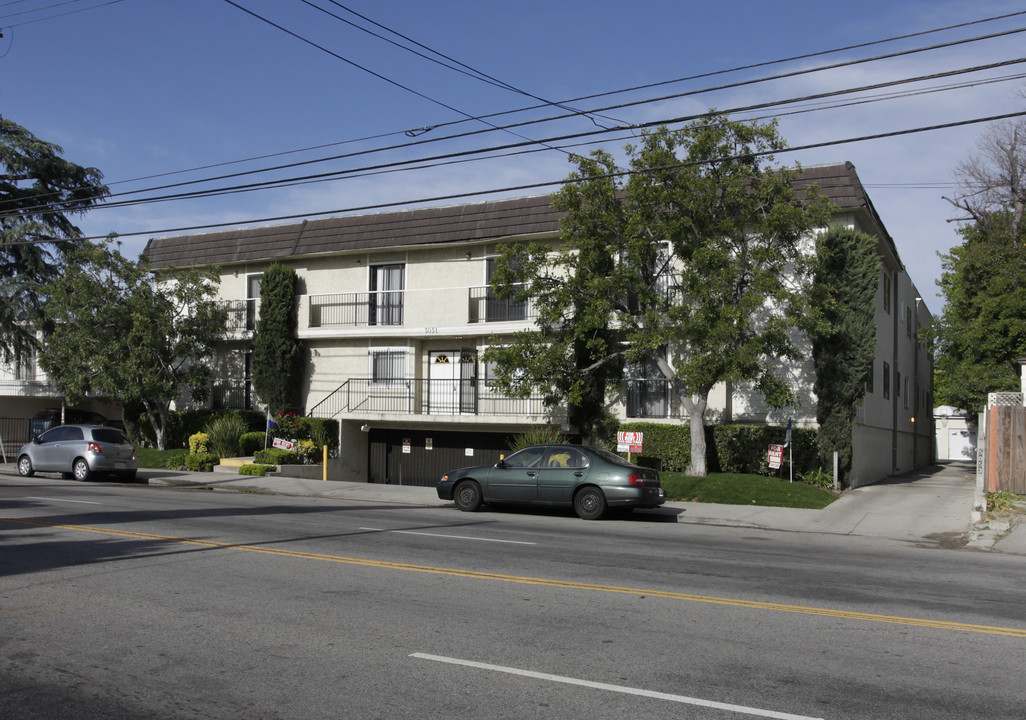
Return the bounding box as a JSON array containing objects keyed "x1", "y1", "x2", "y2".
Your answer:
[
  {"x1": 411, "y1": 653, "x2": 825, "y2": 720},
  {"x1": 25, "y1": 497, "x2": 102, "y2": 505},
  {"x1": 360, "y1": 527, "x2": 536, "y2": 545}
]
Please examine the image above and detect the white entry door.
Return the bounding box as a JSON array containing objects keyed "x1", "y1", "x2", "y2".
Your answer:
[{"x1": 428, "y1": 350, "x2": 477, "y2": 415}]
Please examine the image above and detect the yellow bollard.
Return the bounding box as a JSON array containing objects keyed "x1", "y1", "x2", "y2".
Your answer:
[{"x1": 323, "y1": 444, "x2": 328, "y2": 481}]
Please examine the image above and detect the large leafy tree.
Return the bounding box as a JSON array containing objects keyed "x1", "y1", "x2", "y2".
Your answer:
[
  {"x1": 808, "y1": 227, "x2": 880, "y2": 484},
  {"x1": 0, "y1": 118, "x2": 108, "y2": 361},
  {"x1": 935, "y1": 115, "x2": 1026, "y2": 413},
  {"x1": 484, "y1": 150, "x2": 635, "y2": 442},
  {"x1": 251, "y1": 262, "x2": 304, "y2": 413},
  {"x1": 934, "y1": 221, "x2": 1026, "y2": 413},
  {"x1": 40, "y1": 241, "x2": 226, "y2": 449},
  {"x1": 488, "y1": 116, "x2": 832, "y2": 469},
  {"x1": 626, "y1": 119, "x2": 832, "y2": 476}
]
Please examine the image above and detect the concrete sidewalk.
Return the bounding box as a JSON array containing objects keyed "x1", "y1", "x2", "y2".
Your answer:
[{"x1": 3, "y1": 459, "x2": 1024, "y2": 552}]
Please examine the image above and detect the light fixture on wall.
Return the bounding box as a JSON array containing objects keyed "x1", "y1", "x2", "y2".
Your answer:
[{"x1": 361, "y1": 423, "x2": 370, "y2": 432}]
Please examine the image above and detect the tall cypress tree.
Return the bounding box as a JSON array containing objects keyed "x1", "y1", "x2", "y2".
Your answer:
[
  {"x1": 251, "y1": 263, "x2": 303, "y2": 413},
  {"x1": 809, "y1": 227, "x2": 880, "y2": 484}
]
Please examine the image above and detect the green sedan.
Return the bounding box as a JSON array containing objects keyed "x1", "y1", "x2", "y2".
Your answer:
[{"x1": 436, "y1": 444, "x2": 666, "y2": 520}]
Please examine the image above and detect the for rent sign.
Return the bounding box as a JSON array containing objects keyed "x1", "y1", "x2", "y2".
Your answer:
[
  {"x1": 617, "y1": 431, "x2": 643, "y2": 454},
  {"x1": 767, "y1": 444, "x2": 784, "y2": 469}
]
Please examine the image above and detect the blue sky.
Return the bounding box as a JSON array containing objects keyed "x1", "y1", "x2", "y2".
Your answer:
[{"x1": 3, "y1": 0, "x2": 1026, "y2": 309}]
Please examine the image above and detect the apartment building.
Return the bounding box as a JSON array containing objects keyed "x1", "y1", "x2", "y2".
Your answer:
[{"x1": 142, "y1": 162, "x2": 934, "y2": 487}]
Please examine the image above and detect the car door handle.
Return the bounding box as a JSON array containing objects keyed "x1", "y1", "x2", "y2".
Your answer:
[
  {"x1": 574, "y1": 471, "x2": 584, "y2": 477},
  {"x1": 527, "y1": 472, "x2": 537, "y2": 477}
]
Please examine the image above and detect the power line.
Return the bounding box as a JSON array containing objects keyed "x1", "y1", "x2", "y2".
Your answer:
[
  {"x1": 0, "y1": 0, "x2": 127, "y2": 27},
  {"x1": 15, "y1": 56, "x2": 1022, "y2": 217},
  {"x1": 12, "y1": 109, "x2": 1019, "y2": 247},
  {"x1": 219, "y1": 0, "x2": 573, "y2": 158},
  {"x1": 75, "y1": 9, "x2": 1026, "y2": 193}
]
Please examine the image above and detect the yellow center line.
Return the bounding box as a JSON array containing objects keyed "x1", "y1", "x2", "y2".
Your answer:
[{"x1": 4, "y1": 515, "x2": 1024, "y2": 638}]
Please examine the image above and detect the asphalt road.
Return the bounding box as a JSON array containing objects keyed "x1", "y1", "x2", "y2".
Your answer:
[{"x1": 2, "y1": 476, "x2": 1024, "y2": 719}]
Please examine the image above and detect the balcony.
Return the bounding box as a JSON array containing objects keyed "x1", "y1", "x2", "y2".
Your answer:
[
  {"x1": 468, "y1": 286, "x2": 537, "y2": 323},
  {"x1": 307, "y1": 290, "x2": 404, "y2": 328},
  {"x1": 217, "y1": 299, "x2": 259, "y2": 335},
  {"x1": 309, "y1": 378, "x2": 554, "y2": 420}
]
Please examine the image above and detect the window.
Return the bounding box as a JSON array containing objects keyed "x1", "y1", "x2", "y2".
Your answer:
[
  {"x1": 904, "y1": 377, "x2": 910, "y2": 409},
  {"x1": 883, "y1": 272, "x2": 891, "y2": 314},
  {"x1": 371, "y1": 348, "x2": 407, "y2": 385},
  {"x1": 896, "y1": 371, "x2": 901, "y2": 397},
  {"x1": 883, "y1": 361, "x2": 890, "y2": 399},
  {"x1": 370, "y1": 264, "x2": 404, "y2": 326},
  {"x1": 906, "y1": 306, "x2": 912, "y2": 339},
  {"x1": 865, "y1": 361, "x2": 874, "y2": 394},
  {"x1": 246, "y1": 274, "x2": 262, "y2": 331},
  {"x1": 626, "y1": 349, "x2": 669, "y2": 418}
]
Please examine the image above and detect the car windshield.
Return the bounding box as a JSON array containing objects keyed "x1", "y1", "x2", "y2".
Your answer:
[
  {"x1": 590, "y1": 447, "x2": 638, "y2": 468},
  {"x1": 91, "y1": 428, "x2": 129, "y2": 445}
]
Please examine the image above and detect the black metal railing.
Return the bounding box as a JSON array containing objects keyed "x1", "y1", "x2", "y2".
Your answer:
[
  {"x1": 468, "y1": 286, "x2": 536, "y2": 323},
  {"x1": 216, "y1": 299, "x2": 256, "y2": 333},
  {"x1": 308, "y1": 291, "x2": 404, "y2": 327},
  {"x1": 308, "y1": 378, "x2": 551, "y2": 418}
]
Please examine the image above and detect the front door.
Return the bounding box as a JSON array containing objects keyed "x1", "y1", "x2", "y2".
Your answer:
[{"x1": 429, "y1": 350, "x2": 477, "y2": 415}]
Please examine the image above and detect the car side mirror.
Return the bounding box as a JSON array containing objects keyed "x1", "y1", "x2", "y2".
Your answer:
[{"x1": 495, "y1": 459, "x2": 507, "y2": 469}]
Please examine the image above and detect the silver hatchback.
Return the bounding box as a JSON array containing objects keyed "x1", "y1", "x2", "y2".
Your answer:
[{"x1": 18, "y1": 424, "x2": 138, "y2": 482}]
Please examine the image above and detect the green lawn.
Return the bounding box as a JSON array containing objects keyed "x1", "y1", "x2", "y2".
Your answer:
[
  {"x1": 136, "y1": 447, "x2": 187, "y2": 470},
  {"x1": 661, "y1": 471, "x2": 837, "y2": 509}
]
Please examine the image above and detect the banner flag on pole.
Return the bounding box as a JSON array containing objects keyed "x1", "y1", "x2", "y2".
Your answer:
[{"x1": 784, "y1": 418, "x2": 792, "y2": 448}]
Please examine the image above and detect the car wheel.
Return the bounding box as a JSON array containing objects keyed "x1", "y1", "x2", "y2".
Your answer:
[
  {"x1": 121, "y1": 470, "x2": 138, "y2": 482},
  {"x1": 574, "y1": 486, "x2": 607, "y2": 520},
  {"x1": 453, "y1": 480, "x2": 483, "y2": 512},
  {"x1": 73, "y1": 458, "x2": 92, "y2": 482},
  {"x1": 17, "y1": 455, "x2": 34, "y2": 477}
]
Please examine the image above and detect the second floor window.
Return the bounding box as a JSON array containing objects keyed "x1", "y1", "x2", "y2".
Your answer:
[
  {"x1": 370, "y1": 263, "x2": 404, "y2": 326},
  {"x1": 246, "y1": 274, "x2": 262, "y2": 331}
]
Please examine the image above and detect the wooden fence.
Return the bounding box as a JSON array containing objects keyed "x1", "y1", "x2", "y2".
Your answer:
[{"x1": 985, "y1": 404, "x2": 1026, "y2": 494}]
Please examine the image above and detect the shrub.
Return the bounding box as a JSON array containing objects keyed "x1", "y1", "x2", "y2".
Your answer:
[
  {"x1": 508, "y1": 426, "x2": 570, "y2": 452},
  {"x1": 798, "y1": 468, "x2": 834, "y2": 490},
  {"x1": 204, "y1": 413, "x2": 249, "y2": 458},
  {"x1": 610, "y1": 422, "x2": 691, "y2": 472},
  {"x1": 185, "y1": 452, "x2": 220, "y2": 471},
  {"x1": 255, "y1": 447, "x2": 302, "y2": 465},
  {"x1": 296, "y1": 417, "x2": 339, "y2": 452},
  {"x1": 240, "y1": 431, "x2": 267, "y2": 456},
  {"x1": 239, "y1": 464, "x2": 276, "y2": 476},
  {"x1": 189, "y1": 432, "x2": 210, "y2": 454},
  {"x1": 163, "y1": 450, "x2": 188, "y2": 469}
]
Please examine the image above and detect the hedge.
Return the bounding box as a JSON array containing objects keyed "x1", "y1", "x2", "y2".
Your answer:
[
  {"x1": 185, "y1": 452, "x2": 220, "y2": 472},
  {"x1": 255, "y1": 447, "x2": 302, "y2": 465},
  {"x1": 239, "y1": 464, "x2": 276, "y2": 476},
  {"x1": 610, "y1": 421, "x2": 820, "y2": 476}
]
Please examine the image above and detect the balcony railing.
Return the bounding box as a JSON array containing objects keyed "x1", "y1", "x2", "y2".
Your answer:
[
  {"x1": 216, "y1": 299, "x2": 258, "y2": 333},
  {"x1": 468, "y1": 286, "x2": 536, "y2": 323},
  {"x1": 308, "y1": 291, "x2": 404, "y2": 328},
  {"x1": 309, "y1": 378, "x2": 552, "y2": 418}
]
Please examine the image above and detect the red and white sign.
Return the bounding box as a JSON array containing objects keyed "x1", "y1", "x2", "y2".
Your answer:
[
  {"x1": 273, "y1": 437, "x2": 295, "y2": 451},
  {"x1": 617, "y1": 431, "x2": 644, "y2": 454},
  {"x1": 767, "y1": 444, "x2": 784, "y2": 469},
  {"x1": 402, "y1": 438, "x2": 412, "y2": 454}
]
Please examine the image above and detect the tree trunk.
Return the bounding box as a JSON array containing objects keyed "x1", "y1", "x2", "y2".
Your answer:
[
  {"x1": 683, "y1": 392, "x2": 709, "y2": 476},
  {"x1": 143, "y1": 400, "x2": 171, "y2": 450}
]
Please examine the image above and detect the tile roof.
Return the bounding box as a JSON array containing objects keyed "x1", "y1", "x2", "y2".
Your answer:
[{"x1": 143, "y1": 162, "x2": 887, "y2": 269}]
